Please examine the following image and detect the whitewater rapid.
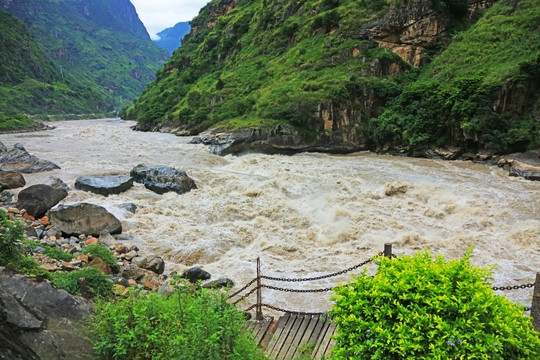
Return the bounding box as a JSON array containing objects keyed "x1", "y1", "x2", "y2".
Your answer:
[{"x1": 2, "y1": 118, "x2": 538, "y2": 313}]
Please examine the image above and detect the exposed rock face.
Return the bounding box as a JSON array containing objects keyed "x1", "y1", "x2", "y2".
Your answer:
[
  {"x1": 190, "y1": 126, "x2": 365, "y2": 155},
  {"x1": 0, "y1": 143, "x2": 60, "y2": 173},
  {"x1": 359, "y1": 0, "x2": 496, "y2": 67},
  {"x1": 498, "y1": 151, "x2": 540, "y2": 181},
  {"x1": 0, "y1": 170, "x2": 25, "y2": 189},
  {"x1": 49, "y1": 203, "x2": 122, "y2": 236},
  {"x1": 16, "y1": 184, "x2": 68, "y2": 218},
  {"x1": 130, "y1": 164, "x2": 197, "y2": 195},
  {"x1": 0, "y1": 267, "x2": 94, "y2": 360},
  {"x1": 75, "y1": 175, "x2": 134, "y2": 196}
]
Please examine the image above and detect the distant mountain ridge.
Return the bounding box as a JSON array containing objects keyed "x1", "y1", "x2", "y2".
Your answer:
[
  {"x1": 0, "y1": 0, "x2": 168, "y2": 107},
  {"x1": 153, "y1": 21, "x2": 191, "y2": 55}
]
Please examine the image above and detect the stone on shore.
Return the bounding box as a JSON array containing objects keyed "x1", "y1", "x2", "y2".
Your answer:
[
  {"x1": 16, "y1": 184, "x2": 68, "y2": 218},
  {"x1": 0, "y1": 170, "x2": 25, "y2": 190},
  {"x1": 202, "y1": 278, "x2": 235, "y2": 289},
  {"x1": 182, "y1": 266, "x2": 211, "y2": 283},
  {"x1": 0, "y1": 143, "x2": 60, "y2": 173},
  {"x1": 0, "y1": 266, "x2": 94, "y2": 360},
  {"x1": 0, "y1": 189, "x2": 14, "y2": 202},
  {"x1": 130, "y1": 164, "x2": 197, "y2": 195},
  {"x1": 44, "y1": 177, "x2": 70, "y2": 192},
  {"x1": 49, "y1": 203, "x2": 122, "y2": 236},
  {"x1": 75, "y1": 175, "x2": 133, "y2": 196}
]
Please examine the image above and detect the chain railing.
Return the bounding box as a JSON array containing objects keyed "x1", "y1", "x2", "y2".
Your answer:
[{"x1": 228, "y1": 243, "x2": 538, "y2": 322}]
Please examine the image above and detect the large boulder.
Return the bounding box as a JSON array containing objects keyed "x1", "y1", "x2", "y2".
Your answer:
[
  {"x1": 0, "y1": 143, "x2": 60, "y2": 173},
  {"x1": 49, "y1": 203, "x2": 122, "y2": 236},
  {"x1": 75, "y1": 175, "x2": 133, "y2": 196},
  {"x1": 43, "y1": 177, "x2": 70, "y2": 192},
  {"x1": 0, "y1": 170, "x2": 25, "y2": 190},
  {"x1": 130, "y1": 164, "x2": 197, "y2": 195},
  {"x1": 181, "y1": 266, "x2": 211, "y2": 284},
  {"x1": 16, "y1": 184, "x2": 68, "y2": 218},
  {"x1": 0, "y1": 267, "x2": 95, "y2": 360}
]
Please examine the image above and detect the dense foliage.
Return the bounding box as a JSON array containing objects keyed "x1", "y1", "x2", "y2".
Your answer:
[
  {"x1": 50, "y1": 267, "x2": 113, "y2": 297},
  {"x1": 330, "y1": 250, "x2": 540, "y2": 359},
  {"x1": 128, "y1": 0, "x2": 539, "y2": 153},
  {"x1": 88, "y1": 279, "x2": 267, "y2": 360}
]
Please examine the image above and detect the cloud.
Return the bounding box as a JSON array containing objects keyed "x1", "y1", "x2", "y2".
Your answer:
[{"x1": 131, "y1": 0, "x2": 208, "y2": 38}]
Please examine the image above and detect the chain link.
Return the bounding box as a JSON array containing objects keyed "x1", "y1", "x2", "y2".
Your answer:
[
  {"x1": 259, "y1": 303, "x2": 328, "y2": 316},
  {"x1": 228, "y1": 277, "x2": 257, "y2": 299},
  {"x1": 231, "y1": 286, "x2": 258, "y2": 305},
  {"x1": 261, "y1": 256, "x2": 376, "y2": 282},
  {"x1": 262, "y1": 284, "x2": 336, "y2": 293},
  {"x1": 492, "y1": 283, "x2": 534, "y2": 291}
]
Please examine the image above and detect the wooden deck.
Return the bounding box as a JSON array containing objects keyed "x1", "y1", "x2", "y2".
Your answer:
[{"x1": 247, "y1": 314, "x2": 337, "y2": 359}]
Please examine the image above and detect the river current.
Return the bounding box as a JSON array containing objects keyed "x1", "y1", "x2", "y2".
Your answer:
[{"x1": 1, "y1": 118, "x2": 538, "y2": 313}]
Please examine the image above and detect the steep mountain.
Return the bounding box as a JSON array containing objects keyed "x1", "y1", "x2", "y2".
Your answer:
[
  {"x1": 0, "y1": 8, "x2": 113, "y2": 130},
  {"x1": 1, "y1": 0, "x2": 169, "y2": 105},
  {"x1": 126, "y1": 0, "x2": 539, "y2": 155},
  {"x1": 154, "y1": 21, "x2": 191, "y2": 55}
]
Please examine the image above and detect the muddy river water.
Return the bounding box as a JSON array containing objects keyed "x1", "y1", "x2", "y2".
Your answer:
[{"x1": 1, "y1": 118, "x2": 538, "y2": 314}]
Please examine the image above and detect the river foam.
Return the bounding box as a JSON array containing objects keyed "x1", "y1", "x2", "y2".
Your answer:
[{"x1": 2, "y1": 118, "x2": 539, "y2": 313}]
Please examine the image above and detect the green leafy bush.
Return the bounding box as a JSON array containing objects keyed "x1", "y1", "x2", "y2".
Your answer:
[
  {"x1": 330, "y1": 249, "x2": 540, "y2": 359},
  {"x1": 50, "y1": 267, "x2": 112, "y2": 297},
  {"x1": 44, "y1": 246, "x2": 74, "y2": 262},
  {"x1": 88, "y1": 279, "x2": 267, "y2": 360},
  {"x1": 81, "y1": 244, "x2": 117, "y2": 267},
  {"x1": 0, "y1": 209, "x2": 25, "y2": 267}
]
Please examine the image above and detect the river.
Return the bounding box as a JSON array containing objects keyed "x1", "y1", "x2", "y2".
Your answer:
[{"x1": 1, "y1": 118, "x2": 538, "y2": 314}]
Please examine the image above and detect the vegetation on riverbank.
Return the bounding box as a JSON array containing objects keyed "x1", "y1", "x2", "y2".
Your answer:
[
  {"x1": 127, "y1": 0, "x2": 539, "y2": 154},
  {"x1": 331, "y1": 249, "x2": 540, "y2": 359}
]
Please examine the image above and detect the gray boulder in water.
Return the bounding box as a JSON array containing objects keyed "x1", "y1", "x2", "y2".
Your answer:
[
  {"x1": 16, "y1": 184, "x2": 68, "y2": 218},
  {"x1": 181, "y1": 266, "x2": 211, "y2": 283},
  {"x1": 130, "y1": 164, "x2": 197, "y2": 195},
  {"x1": 49, "y1": 203, "x2": 122, "y2": 236},
  {"x1": 0, "y1": 143, "x2": 60, "y2": 173},
  {"x1": 0, "y1": 267, "x2": 95, "y2": 360},
  {"x1": 75, "y1": 175, "x2": 133, "y2": 196}
]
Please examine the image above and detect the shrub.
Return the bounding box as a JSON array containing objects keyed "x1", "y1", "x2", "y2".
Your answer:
[
  {"x1": 330, "y1": 249, "x2": 540, "y2": 359},
  {"x1": 50, "y1": 267, "x2": 113, "y2": 297},
  {"x1": 88, "y1": 279, "x2": 267, "y2": 360},
  {"x1": 0, "y1": 209, "x2": 25, "y2": 267},
  {"x1": 44, "y1": 246, "x2": 74, "y2": 262},
  {"x1": 81, "y1": 244, "x2": 117, "y2": 267}
]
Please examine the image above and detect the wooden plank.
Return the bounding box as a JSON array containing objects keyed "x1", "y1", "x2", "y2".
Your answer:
[
  {"x1": 311, "y1": 317, "x2": 331, "y2": 358},
  {"x1": 323, "y1": 330, "x2": 337, "y2": 359},
  {"x1": 278, "y1": 314, "x2": 307, "y2": 360},
  {"x1": 269, "y1": 314, "x2": 298, "y2": 359},
  {"x1": 292, "y1": 314, "x2": 321, "y2": 359},
  {"x1": 254, "y1": 318, "x2": 273, "y2": 346},
  {"x1": 260, "y1": 319, "x2": 279, "y2": 349},
  {"x1": 265, "y1": 314, "x2": 292, "y2": 357},
  {"x1": 281, "y1": 314, "x2": 313, "y2": 360},
  {"x1": 314, "y1": 322, "x2": 337, "y2": 360}
]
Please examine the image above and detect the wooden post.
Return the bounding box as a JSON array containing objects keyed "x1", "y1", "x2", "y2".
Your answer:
[
  {"x1": 256, "y1": 257, "x2": 263, "y2": 320},
  {"x1": 384, "y1": 243, "x2": 393, "y2": 258},
  {"x1": 532, "y1": 272, "x2": 540, "y2": 333}
]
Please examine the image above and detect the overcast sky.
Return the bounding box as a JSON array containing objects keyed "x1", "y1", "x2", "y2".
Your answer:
[{"x1": 131, "y1": 0, "x2": 208, "y2": 39}]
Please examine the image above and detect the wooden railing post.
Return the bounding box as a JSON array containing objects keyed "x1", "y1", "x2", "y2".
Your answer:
[
  {"x1": 384, "y1": 243, "x2": 393, "y2": 258},
  {"x1": 256, "y1": 257, "x2": 263, "y2": 320},
  {"x1": 532, "y1": 272, "x2": 540, "y2": 333}
]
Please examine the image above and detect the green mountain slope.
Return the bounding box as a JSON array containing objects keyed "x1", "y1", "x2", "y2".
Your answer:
[
  {"x1": 370, "y1": 0, "x2": 540, "y2": 152},
  {"x1": 127, "y1": 0, "x2": 539, "y2": 154},
  {"x1": 1, "y1": 0, "x2": 168, "y2": 105},
  {"x1": 0, "y1": 9, "x2": 114, "y2": 129}
]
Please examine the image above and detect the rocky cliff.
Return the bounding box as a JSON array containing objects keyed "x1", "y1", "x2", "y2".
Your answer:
[{"x1": 126, "y1": 0, "x2": 539, "y2": 155}]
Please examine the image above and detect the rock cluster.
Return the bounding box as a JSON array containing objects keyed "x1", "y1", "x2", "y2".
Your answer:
[{"x1": 130, "y1": 164, "x2": 197, "y2": 195}]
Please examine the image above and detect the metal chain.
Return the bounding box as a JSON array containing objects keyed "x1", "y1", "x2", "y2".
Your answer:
[
  {"x1": 261, "y1": 284, "x2": 336, "y2": 293},
  {"x1": 228, "y1": 277, "x2": 257, "y2": 299},
  {"x1": 492, "y1": 283, "x2": 534, "y2": 291},
  {"x1": 260, "y1": 256, "x2": 376, "y2": 282},
  {"x1": 259, "y1": 303, "x2": 328, "y2": 316},
  {"x1": 231, "y1": 286, "x2": 258, "y2": 305}
]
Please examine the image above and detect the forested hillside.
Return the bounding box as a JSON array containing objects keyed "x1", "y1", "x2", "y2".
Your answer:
[
  {"x1": 126, "y1": 0, "x2": 539, "y2": 154},
  {"x1": 1, "y1": 0, "x2": 168, "y2": 122},
  {"x1": 0, "y1": 9, "x2": 113, "y2": 129}
]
